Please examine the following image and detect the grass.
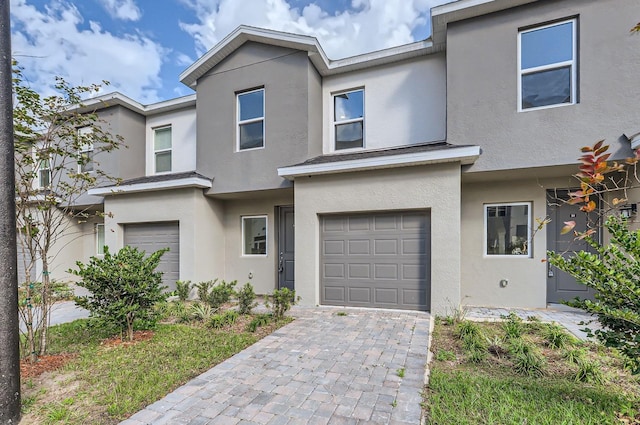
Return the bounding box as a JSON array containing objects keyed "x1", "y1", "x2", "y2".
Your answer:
[
  {"x1": 424, "y1": 318, "x2": 640, "y2": 424},
  {"x1": 22, "y1": 311, "x2": 291, "y2": 424}
]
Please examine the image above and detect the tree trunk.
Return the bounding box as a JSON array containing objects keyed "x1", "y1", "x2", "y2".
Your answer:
[{"x1": 38, "y1": 259, "x2": 50, "y2": 355}]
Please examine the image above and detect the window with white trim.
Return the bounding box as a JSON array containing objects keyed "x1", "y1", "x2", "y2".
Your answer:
[
  {"x1": 38, "y1": 151, "x2": 51, "y2": 188},
  {"x1": 78, "y1": 126, "x2": 94, "y2": 173},
  {"x1": 96, "y1": 223, "x2": 105, "y2": 256},
  {"x1": 518, "y1": 19, "x2": 577, "y2": 111},
  {"x1": 154, "y1": 126, "x2": 172, "y2": 173},
  {"x1": 333, "y1": 89, "x2": 364, "y2": 150},
  {"x1": 242, "y1": 216, "x2": 267, "y2": 256},
  {"x1": 485, "y1": 202, "x2": 531, "y2": 256},
  {"x1": 237, "y1": 88, "x2": 264, "y2": 151}
]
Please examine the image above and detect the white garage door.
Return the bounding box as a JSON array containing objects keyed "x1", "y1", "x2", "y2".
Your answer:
[
  {"x1": 124, "y1": 222, "x2": 180, "y2": 291},
  {"x1": 320, "y1": 211, "x2": 430, "y2": 311}
]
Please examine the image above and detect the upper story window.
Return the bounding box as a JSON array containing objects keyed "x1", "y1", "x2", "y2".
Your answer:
[
  {"x1": 518, "y1": 19, "x2": 577, "y2": 111},
  {"x1": 96, "y1": 223, "x2": 105, "y2": 256},
  {"x1": 77, "y1": 126, "x2": 94, "y2": 173},
  {"x1": 333, "y1": 89, "x2": 364, "y2": 150},
  {"x1": 38, "y1": 152, "x2": 51, "y2": 188},
  {"x1": 485, "y1": 202, "x2": 531, "y2": 257},
  {"x1": 237, "y1": 88, "x2": 264, "y2": 151},
  {"x1": 154, "y1": 126, "x2": 172, "y2": 173}
]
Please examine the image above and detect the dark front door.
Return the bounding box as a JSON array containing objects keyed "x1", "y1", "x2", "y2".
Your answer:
[
  {"x1": 277, "y1": 206, "x2": 295, "y2": 290},
  {"x1": 546, "y1": 190, "x2": 597, "y2": 303}
]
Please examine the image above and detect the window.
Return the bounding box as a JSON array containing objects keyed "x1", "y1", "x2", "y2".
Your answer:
[
  {"x1": 78, "y1": 127, "x2": 94, "y2": 173},
  {"x1": 38, "y1": 152, "x2": 51, "y2": 188},
  {"x1": 333, "y1": 89, "x2": 364, "y2": 150},
  {"x1": 154, "y1": 126, "x2": 172, "y2": 173},
  {"x1": 242, "y1": 216, "x2": 267, "y2": 256},
  {"x1": 518, "y1": 19, "x2": 577, "y2": 111},
  {"x1": 237, "y1": 89, "x2": 264, "y2": 151},
  {"x1": 485, "y1": 202, "x2": 531, "y2": 256},
  {"x1": 96, "y1": 223, "x2": 105, "y2": 256}
]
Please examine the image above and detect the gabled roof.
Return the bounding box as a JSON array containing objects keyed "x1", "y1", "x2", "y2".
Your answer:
[
  {"x1": 431, "y1": 0, "x2": 539, "y2": 47},
  {"x1": 179, "y1": 25, "x2": 437, "y2": 88},
  {"x1": 77, "y1": 92, "x2": 196, "y2": 116}
]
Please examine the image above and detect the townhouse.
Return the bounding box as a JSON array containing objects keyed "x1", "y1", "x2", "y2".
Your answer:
[{"x1": 30, "y1": 0, "x2": 640, "y2": 314}]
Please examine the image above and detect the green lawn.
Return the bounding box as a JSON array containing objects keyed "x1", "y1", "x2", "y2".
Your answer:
[
  {"x1": 424, "y1": 317, "x2": 640, "y2": 425},
  {"x1": 21, "y1": 313, "x2": 289, "y2": 424}
]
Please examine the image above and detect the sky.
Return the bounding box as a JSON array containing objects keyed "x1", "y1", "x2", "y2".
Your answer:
[{"x1": 10, "y1": 0, "x2": 452, "y2": 104}]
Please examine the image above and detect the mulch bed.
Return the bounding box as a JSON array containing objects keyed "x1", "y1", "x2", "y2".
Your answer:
[{"x1": 20, "y1": 353, "x2": 77, "y2": 378}]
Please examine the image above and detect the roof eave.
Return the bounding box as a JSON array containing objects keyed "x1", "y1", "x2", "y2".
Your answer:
[{"x1": 278, "y1": 145, "x2": 481, "y2": 180}]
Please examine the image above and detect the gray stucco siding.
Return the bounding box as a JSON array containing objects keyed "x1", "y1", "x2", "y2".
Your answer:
[
  {"x1": 447, "y1": 0, "x2": 640, "y2": 173},
  {"x1": 196, "y1": 43, "x2": 316, "y2": 194}
]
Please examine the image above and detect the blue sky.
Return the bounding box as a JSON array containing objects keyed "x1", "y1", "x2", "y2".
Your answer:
[{"x1": 10, "y1": 0, "x2": 450, "y2": 103}]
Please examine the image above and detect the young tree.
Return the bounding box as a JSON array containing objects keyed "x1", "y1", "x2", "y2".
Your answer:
[
  {"x1": 547, "y1": 141, "x2": 640, "y2": 374},
  {"x1": 70, "y1": 246, "x2": 168, "y2": 341},
  {"x1": 13, "y1": 63, "x2": 122, "y2": 362}
]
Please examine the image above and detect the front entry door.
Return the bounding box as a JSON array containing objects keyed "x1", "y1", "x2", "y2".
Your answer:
[
  {"x1": 546, "y1": 190, "x2": 597, "y2": 303},
  {"x1": 277, "y1": 206, "x2": 295, "y2": 290}
]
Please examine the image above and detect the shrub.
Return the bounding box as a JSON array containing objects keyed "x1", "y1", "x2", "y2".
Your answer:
[
  {"x1": 191, "y1": 303, "x2": 215, "y2": 321},
  {"x1": 196, "y1": 279, "x2": 216, "y2": 303},
  {"x1": 542, "y1": 323, "x2": 575, "y2": 349},
  {"x1": 563, "y1": 348, "x2": 587, "y2": 365},
  {"x1": 467, "y1": 348, "x2": 487, "y2": 363},
  {"x1": 574, "y1": 359, "x2": 605, "y2": 384},
  {"x1": 208, "y1": 314, "x2": 225, "y2": 329},
  {"x1": 455, "y1": 320, "x2": 481, "y2": 340},
  {"x1": 513, "y1": 350, "x2": 546, "y2": 377},
  {"x1": 502, "y1": 312, "x2": 524, "y2": 339},
  {"x1": 175, "y1": 280, "x2": 192, "y2": 302},
  {"x1": 70, "y1": 246, "x2": 168, "y2": 341},
  {"x1": 435, "y1": 350, "x2": 456, "y2": 361},
  {"x1": 208, "y1": 280, "x2": 237, "y2": 309},
  {"x1": 548, "y1": 215, "x2": 640, "y2": 374},
  {"x1": 236, "y1": 282, "x2": 257, "y2": 314},
  {"x1": 246, "y1": 314, "x2": 272, "y2": 332},
  {"x1": 266, "y1": 288, "x2": 298, "y2": 319}
]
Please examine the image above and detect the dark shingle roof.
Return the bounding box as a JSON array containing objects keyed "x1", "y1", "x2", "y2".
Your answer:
[
  {"x1": 97, "y1": 171, "x2": 211, "y2": 189},
  {"x1": 285, "y1": 141, "x2": 473, "y2": 167}
]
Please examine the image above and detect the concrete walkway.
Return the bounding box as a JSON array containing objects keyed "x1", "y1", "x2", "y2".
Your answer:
[
  {"x1": 121, "y1": 307, "x2": 431, "y2": 425},
  {"x1": 466, "y1": 304, "x2": 599, "y2": 340}
]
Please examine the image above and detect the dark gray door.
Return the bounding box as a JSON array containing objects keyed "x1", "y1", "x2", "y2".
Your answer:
[
  {"x1": 277, "y1": 206, "x2": 295, "y2": 290},
  {"x1": 546, "y1": 190, "x2": 597, "y2": 303},
  {"x1": 320, "y1": 211, "x2": 430, "y2": 311},
  {"x1": 124, "y1": 222, "x2": 180, "y2": 291}
]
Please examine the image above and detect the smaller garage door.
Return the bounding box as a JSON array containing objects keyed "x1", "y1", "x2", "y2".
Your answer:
[
  {"x1": 124, "y1": 222, "x2": 179, "y2": 291},
  {"x1": 320, "y1": 211, "x2": 430, "y2": 311}
]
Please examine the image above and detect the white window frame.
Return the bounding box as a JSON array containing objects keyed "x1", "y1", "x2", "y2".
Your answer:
[
  {"x1": 236, "y1": 88, "x2": 265, "y2": 152},
  {"x1": 332, "y1": 88, "x2": 365, "y2": 151},
  {"x1": 517, "y1": 18, "x2": 577, "y2": 112},
  {"x1": 153, "y1": 125, "x2": 172, "y2": 174},
  {"x1": 96, "y1": 223, "x2": 105, "y2": 257},
  {"x1": 37, "y1": 151, "x2": 51, "y2": 189},
  {"x1": 77, "y1": 126, "x2": 94, "y2": 174},
  {"x1": 484, "y1": 202, "x2": 532, "y2": 258},
  {"x1": 241, "y1": 215, "x2": 268, "y2": 257}
]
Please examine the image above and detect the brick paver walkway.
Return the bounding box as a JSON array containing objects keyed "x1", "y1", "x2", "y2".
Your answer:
[{"x1": 120, "y1": 307, "x2": 430, "y2": 425}]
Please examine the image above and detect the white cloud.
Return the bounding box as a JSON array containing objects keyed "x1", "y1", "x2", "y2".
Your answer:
[
  {"x1": 178, "y1": 0, "x2": 440, "y2": 59},
  {"x1": 10, "y1": 0, "x2": 164, "y2": 103},
  {"x1": 98, "y1": 0, "x2": 141, "y2": 21}
]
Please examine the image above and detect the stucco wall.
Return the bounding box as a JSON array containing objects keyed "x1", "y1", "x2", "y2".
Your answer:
[
  {"x1": 322, "y1": 53, "x2": 446, "y2": 153},
  {"x1": 461, "y1": 174, "x2": 578, "y2": 308},
  {"x1": 222, "y1": 192, "x2": 294, "y2": 295},
  {"x1": 447, "y1": 0, "x2": 640, "y2": 172},
  {"x1": 103, "y1": 188, "x2": 225, "y2": 283},
  {"x1": 145, "y1": 107, "x2": 197, "y2": 175},
  {"x1": 195, "y1": 42, "x2": 313, "y2": 194},
  {"x1": 293, "y1": 163, "x2": 461, "y2": 315}
]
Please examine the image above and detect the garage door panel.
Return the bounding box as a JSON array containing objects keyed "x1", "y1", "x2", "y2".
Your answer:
[
  {"x1": 320, "y1": 211, "x2": 430, "y2": 311},
  {"x1": 124, "y1": 222, "x2": 179, "y2": 292},
  {"x1": 348, "y1": 239, "x2": 370, "y2": 255}
]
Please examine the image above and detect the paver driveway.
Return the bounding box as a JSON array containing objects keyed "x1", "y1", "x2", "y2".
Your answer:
[{"x1": 121, "y1": 307, "x2": 430, "y2": 425}]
